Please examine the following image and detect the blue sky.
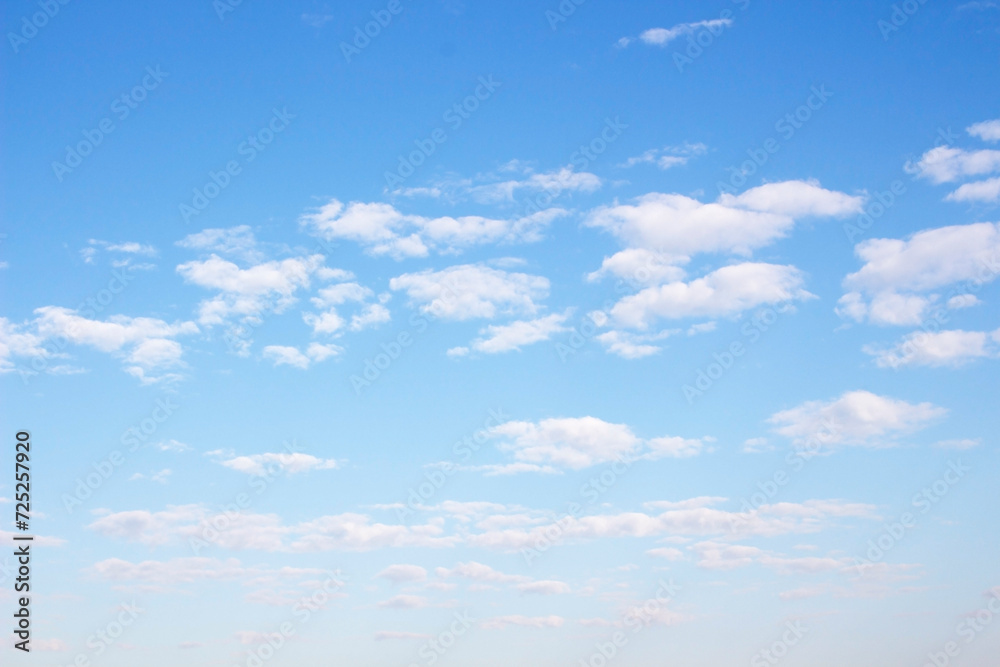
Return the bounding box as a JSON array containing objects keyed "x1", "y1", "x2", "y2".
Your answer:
[{"x1": 2, "y1": 0, "x2": 1000, "y2": 665}]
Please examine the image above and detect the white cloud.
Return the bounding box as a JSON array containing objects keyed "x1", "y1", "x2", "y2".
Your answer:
[
  {"x1": 517, "y1": 580, "x2": 571, "y2": 595},
  {"x1": 768, "y1": 390, "x2": 946, "y2": 447},
  {"x1": 177, "y1": 225, "x2": 263, "y2": 262},
  {"x1": 636, "y1": 19, "x2": 734, "y2": 46},
  {"x1": 89, "y1": 556, "x2": 326, "y2": 587},
  {"x1": 863, "y1": 329, "x2": 1000, "y2": 368},
  {"x1": 377, "y1": 594, "x2": 428, "y2": 609},
  {"x1": 89, "y1": 506, "x2": 457, "y2": 552},
  {"x1": 262, "y1": 343, "x2": 342, "y2": 369},
  {"x1": 217, "y1": 452, "x2": 340, "y2": 475},
  {"x1": 155, "y1": 439, "x2": 191, "y2": 452},
  {"x1": 480, "y1": 615, "x2": 564, "y2": 630},
  {"x1": 620, "y1": 143, "x2": 707, "y2": 170},
  {"x1": 486, "y1": 417, "x2": 708, "y2": 470},
  {"x1": 457, "y1": 312, "x2": 571, "y2": 355},
  {"x1": 839, "y1": 222, "x2": 1000, "y2": 326},
  {"x1": 435, "y1": 561, "x2": 528, "y2": 584},
  {"x1": 375, "y1": 564, "x2": 427, "y2": 584},
  {"x1": 81, "y1": 239, "x2": 157, "y2": 267},
  {"x1": 393, "y1": 163, "x2": 601, "y2": 204},
  {"x1": 934, "y1": 438, "x2": 981, "y2": 450},
  {"x1": 466, "y1": 499, "x2": 876, "y2": 551},
  {"x1": 303, "y1": 283, "x2": 391, "y2": 336},
  {"x1": 742, "y1": 437, "x2": 773, "y2": 453},
  {"x1": 946, "y1": 176, "x2": 1000, "y2": 203},
  {"x1": 717, "y1": 180, "x2": 864, "y2": 218},
  {"x1": 646, "y1": 547, "x2": 685, "y2": 561},
  {"x1": 606, "y1": 263, "x2": 813, "y2": 329},
  {"x1": 587, "y1": 181, "x2": 862, "y2": 260},
  {"x1": 390, "y1": 264, "x2": 550, "y2": 321},
  {"x1": 967, "y1": 118, "x2": 1000, "y2": 142},
  {"x1": 586, "y1": 248, "x2": 688, "y2": 286},
  {"x1": 0, "y1": 317, "x2": 49, "y2": 373},
  {"x1": 29, "y1": 307, "x2": 197, "y2": 382},
  {"x1": 595, "y1": 329, "x2": 679, "y2": 359},
  {"x1": 177, "y1": 254, "x2": 326, "y2": 326},
  {"x1": 905, "y1": 146, "x2": 1000, "y2": 183},
  {"x1": 300, "y1": 198, "x2": 565, "y2": 258}
]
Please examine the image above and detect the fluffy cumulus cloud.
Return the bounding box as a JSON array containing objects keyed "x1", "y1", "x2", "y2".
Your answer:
[
  {"x1": 300, "y1": 198, "x2": 565, "y2": 259},
  {"x1": 586, "y1": 180, "x2": 862, "y2": 260},
  {"x1": 448, "y1": 312, "x2": 571, "y2": 357},
  {"x1": 303, "y1": 282, "x2": 391, "y2": 337},
  {"x1": 216, "y1": 451, "x2": 341, "y2": 475},
  {"x1": 908, "y1": 123, "x2": 1000, "y2": 201},
  {"x1": 906, "y1": 146, "x2": 1000, "y2": 184},
  {"x1": 838, "y1": 222, "x2": 1000, "y2": 326},
  {"x1": 584, "y1": 181, "x2": 860, "y2": 350},
  {"x1": 390, "y1": 264, "x2": 550, "y2": 321},
  {"x1": 177, "y1": 254, "x2": 327, "y2": 326},
  {"x1": 262, "y1": 343, "x2": 343, "y2": 369},
  {"x1": 968, "y1": 118, "x2": 1000, "y2": 142},
  {"x1": 607, "y1": 263, "x2": 813, "y2": 329},
  {"x1": 768, "y1": 390, "x2": 946, "y2": 448},
  {"x1": 486, "y1": 416, "x2": 709, "y2": 470},
  {"x1": 24, "y1": 307, "x2": 199, "y2": 383},
  {"x1": 863, "y1": 328, "x2": 1000, "y2": 368},
  {"x1": 946, "y1": 176, "x2": 1000, "y2": 203}
]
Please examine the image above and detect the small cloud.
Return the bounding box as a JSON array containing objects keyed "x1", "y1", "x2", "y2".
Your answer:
[
  {"x1": 742, "y1": 437, "x2": 773, "y2": 453},
  {"x1": 302, "y1": 12, "x2": 334, "y2": 27},
  {"x1": 933, "y1": 438, "x2": 981, "y2": 450}
]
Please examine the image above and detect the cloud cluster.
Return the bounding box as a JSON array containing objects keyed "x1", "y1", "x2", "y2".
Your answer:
[
  {"x1": 907, "y1": 118, "x2": 1000, "y2": 202},
  {"x1": 838, "y1": 221, "x2": 1000, "y2": 326},
  {"x1": 585, "y1": 180, "x2": 862, "y2": 355}
]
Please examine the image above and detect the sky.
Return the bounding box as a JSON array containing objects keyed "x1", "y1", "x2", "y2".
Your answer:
[{"x1": 1, "y1": 0, "x2": 1000, "y2": 665}]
